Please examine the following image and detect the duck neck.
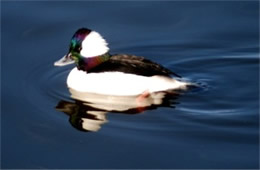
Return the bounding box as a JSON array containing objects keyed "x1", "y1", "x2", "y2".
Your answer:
[{"x1": 77, "y1": 52, "x2": 111, "y2": 72}]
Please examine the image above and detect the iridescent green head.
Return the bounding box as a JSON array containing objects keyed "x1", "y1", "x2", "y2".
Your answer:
[
  {"x1": 70, "y1": 28, "x2": 91, "y2": 54},
  {"x1": 54, "y1": 28, "x2": 109, "y2": 67}
]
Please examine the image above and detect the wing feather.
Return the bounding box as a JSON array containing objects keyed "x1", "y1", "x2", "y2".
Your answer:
[{"x1": 88, "y1": 54, "x2": 181, "y2": 78}]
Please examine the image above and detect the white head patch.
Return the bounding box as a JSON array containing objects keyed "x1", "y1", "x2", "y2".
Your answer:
[{"x1": 80, "y1": 31, "x2": 110, "y2": 58}]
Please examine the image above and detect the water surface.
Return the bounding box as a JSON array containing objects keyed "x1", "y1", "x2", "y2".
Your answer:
[{"x1": 1, "y1": 1, "x2": 259, "y2": 169}]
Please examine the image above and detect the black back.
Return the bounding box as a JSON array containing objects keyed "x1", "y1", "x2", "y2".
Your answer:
[{"x1": 88, "y1": 54, "x2": 181, "y2": 78}]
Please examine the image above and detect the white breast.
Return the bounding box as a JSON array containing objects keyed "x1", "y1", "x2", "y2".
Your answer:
[{"x1": 67, "y1": 68, "x2": 188, "y2": 96}]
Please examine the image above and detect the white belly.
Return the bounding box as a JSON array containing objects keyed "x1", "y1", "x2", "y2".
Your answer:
[{"x1": 67, "y1": 68, "x2": 188, "y2": 96}]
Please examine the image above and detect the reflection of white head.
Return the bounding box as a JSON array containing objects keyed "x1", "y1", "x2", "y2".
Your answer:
[
  {"x1": 80, "y1": 31, "x2": 110, "y2": 58},
  {"x1": 81, "y1": 111, "x2": 107, "y2": 132}
]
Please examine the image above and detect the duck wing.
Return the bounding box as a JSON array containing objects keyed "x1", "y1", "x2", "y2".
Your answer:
[{"x1": 88, "y1": 54, "x2": 181, "y2": 78}]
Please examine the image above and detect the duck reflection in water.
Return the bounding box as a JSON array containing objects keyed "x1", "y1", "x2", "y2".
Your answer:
[{"x1": 55, "y1": 88, "x2": 181, "y2": 132}]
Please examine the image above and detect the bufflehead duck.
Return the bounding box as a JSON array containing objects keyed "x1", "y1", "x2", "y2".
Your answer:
[{"x1": 54, "y1": 28, "x2": 189, "y2": 96}]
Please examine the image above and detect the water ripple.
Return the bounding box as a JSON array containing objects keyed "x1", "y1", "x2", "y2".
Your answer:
[{"x1": 21, "y1": 52, "x2": 258, "y2": 139}]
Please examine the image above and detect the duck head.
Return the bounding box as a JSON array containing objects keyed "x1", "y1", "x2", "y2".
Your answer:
[{"x1": 54, "y1": 28, "x2": 110, "y2": 69}]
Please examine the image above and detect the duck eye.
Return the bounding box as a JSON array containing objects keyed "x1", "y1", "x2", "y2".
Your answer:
[{"x1": 73, "y1": 46, "x2": 82, "y2": 53}]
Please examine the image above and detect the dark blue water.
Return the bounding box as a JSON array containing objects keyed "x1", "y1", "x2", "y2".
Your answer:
[{"x1": 2, "y1": 1, "x2": 259, "y2": 169}]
